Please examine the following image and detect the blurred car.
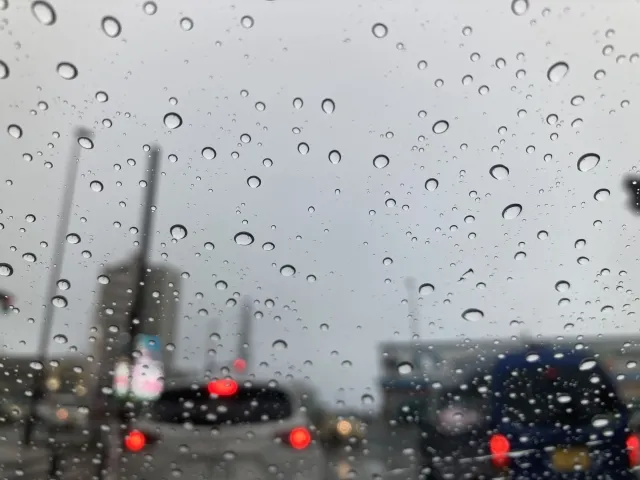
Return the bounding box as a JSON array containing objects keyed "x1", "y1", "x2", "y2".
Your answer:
[
  {"x1": 319, "y1": 411, "x2": 368, "y2": 446},
  {"x1": 112, "y1": 378, "x2": 327, "y2": 480},
  {"x1": 35, "y1": 394, "x2": 89, "y2": 432},
  {"x1": 418, "y1": 344, "x2": 638, "y2": 479}
]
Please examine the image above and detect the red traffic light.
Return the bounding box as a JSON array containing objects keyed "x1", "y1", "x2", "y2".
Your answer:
[
  {"x1": 207, "y1": 379, "x2": 238, "y2": 396},
  {"x1": 233, "y1": 358, "x2": 247, "y2": 372}
]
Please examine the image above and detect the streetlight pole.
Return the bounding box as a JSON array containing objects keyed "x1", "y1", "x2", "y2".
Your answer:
[{"x1": 23, "y1": 127, "x2": 90, "y2": 446}]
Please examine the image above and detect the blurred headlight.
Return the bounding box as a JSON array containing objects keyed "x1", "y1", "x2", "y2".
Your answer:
[
  {"x1": 56, "y1": 408, "x2": 69, "y2": 421},
  {"x1": 336, "y1": 420, "x2": 353, "y2": 436}
]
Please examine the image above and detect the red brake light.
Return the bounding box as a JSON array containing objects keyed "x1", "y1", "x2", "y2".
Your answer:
[
  {"x1": 489, "y1": 434, "x2": 510, "y2": 468},
  {"x1": 207, "y1": 379, "x2": 238, "y2": 396},
  {"x1": 627, "y1": 434, "x2": 640, "y2": 466},
  {"x1": 124, "y1": 430, "x2": 146, "y2": 452},
  {"x1": 233, "y1": 358, "x2": 247, "y2": 373},
  {"x1": 288, "y1": 427, "x2": 312, "y2": 450}
]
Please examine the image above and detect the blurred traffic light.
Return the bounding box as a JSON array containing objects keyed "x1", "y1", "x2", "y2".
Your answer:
[
  {"x1": 233, "y1": 358, "x2": 247, "y2": 373},
  {"x1": 624, "y1": 175, "x2": 640, "y2": 212},
  {"x1": 0, "y1": 292, "x2": 12, "y2": 313}
]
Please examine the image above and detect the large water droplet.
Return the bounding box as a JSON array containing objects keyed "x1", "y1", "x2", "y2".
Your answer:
[
  {"x1": 247, "y1": 176, "x2": 261, "y2": 188},
  {"x1": 425, "y1": 178, "x2": 439, "y2": 191},
  {"x1": 57, "y1": 62, "x2": 78, "y2": 80},
  {"x1": 511, "y1": 0, "x2": 529, "y2": 15},
  {"x1": 272, "y1": 339, "x2": 288, "y2": 350},
  {"x1": 7, "y1": 124, "x2": 22, "y2": 139},
  {"x1": 555, "y1": 280, "x2": 570, "y2": 292},
  {"x1": 489, "y1": 164, "x2": 509, "y2": 180},
  {"x1": 56, "y1": 279, "x2": 70, "y2": 290},
  {"x1": 371, "y1": 23, "x2": 388, "y2": 38},
  {"x1": 234, "y1": 232, "x2": 254, "y2": 246},
  {"x1": 280, "y1": 265, "x2": 296, "y2": 277},
  {"x1": 143, "y1": 1, "x2": 157, "y2": 15},
  {"x1": 462, "y1": 308, "x2": 484, "y2": 322},
  {"x1": 51, "y1": 296, "x2": 68, "y2": 308},
  {"x1": 432, "y1": 120, "x2": 449, "y2": 134},
  {"x1": 297, "y1": 142, "x2": 309, "y2": 155},
  {"x1": 0, "y1": 61, "x2": 9, "y2": 79},
  {"x1": 201, "y1": 147, "x2": 216, "y2": 160},
  {"x1": 89, "y1": 180, "x2": 103, "y2": 192},
  {"x1": 419, "y1": 283, "x2": 434, "y2": 295},
  {"x1": 575, "y1": 239, "x2": 586, "y2": 249},
  {"x1": 215, "y1": 280, "x2": 227, "y2": 290},
  {"x1": 579, "y1": 358, "x2": 597, "y2": 371},
  {"x1": 22, "y1": 253, "x2": 36, "y2": 263},
  {"x1": 577, "y1": 153, "x2": 600, "y2": 172},
  {"x1": 328, "y1": 150, "x2": 341, "y2": 164},
  {"x1": 373, "y1": 155, "x2": 389, "y2": 169},
  {"x1": 31, "y1": 1, "x2": 56, "y2": 25},
  {"x1": 78, "y1": 137, "x2": 93, "y2": 149},
  {"x1": 180, "y1": 17, "x2": 193, "y2": 31},
  {"x1": 321, "y1": 98, "x2": 335, "y2": 114},
  {"x1": 502, "y1": 203, "x2": 522, "y2": 220},
  {"x1": 101, "y1": 16, "x2": 121, "y2": 38},
  {"x1": 163, "y1": 112, "x2": 182, "y2": 129},
  {"x1": 170, "y1": 224, "x2": 187, "y2": 240},
  {"x1": 0, "y1": 263, "x2": 13, "y2": 276},
  {"x1": 397, "y1": 362, "x2": 413, "y2": 374},
  {"x1": 547, "y1": 61, "x2": 569, "y2": 82},
  {"x1": 594, "y1": 188, "x2": 610, "y2": 201},
  {"x1": 293, "y1": 97, "x2": 303, "y2": 109},
  {"x1": 241, "y1": 15, "x2": 254, "y2": 29},
  {"x1": 53, "y1": 334, "x2": 68, "y2": 344},
  {"x1": 65, "y1": 233, "x2": 81, "y2": 244}
]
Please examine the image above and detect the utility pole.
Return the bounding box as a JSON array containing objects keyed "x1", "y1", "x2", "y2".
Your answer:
[
  {"x1": 235, "y1": 296, "x2": 253, "y2": 373},
  {"x1": 23, "y1": 127, "x2": 89, "y2": 446}
]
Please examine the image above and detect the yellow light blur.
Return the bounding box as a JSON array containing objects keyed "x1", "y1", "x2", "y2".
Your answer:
[
  {"x1": 336, "y1": 420, "x2": 353, "y2": 436},
  {"x1": 337, "y1": 461, "x2": 351, "y2": 480},
  {"x1": 75, "y1": 385, "x2": 87, "y2": 396},
  {"x1": 56, "y1": 408, "x2": 69, "y2": 421},
  {"x1": 46, "y1": 377, "x2": 60, "y2": 392}
]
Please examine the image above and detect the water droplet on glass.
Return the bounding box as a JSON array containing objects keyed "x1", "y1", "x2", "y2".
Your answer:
[
  {"x1": 95, "y1": 91, "x2": 108, "y2": 103},
  {"x1": 101, "y1": 16, "x2": 121, "y2": 38},
  {"x1": 53, "y1": 334, "x2": 68, "y2": 344},
  {"x1": 51, "y1": 296, "x2": 68, "y2": 308},
  {"x1": 575, "y1": 239, "x2": 586, "y2": 249},
  {"x1": 417, "y1": 60, "x2": 427, "y2": 70},
  {"x1": 163, "y1": 112, "x2": 182, "y2": 129},
  {"x1": 419, "y1": 283, "x2": 434, "y2": 295},
  {"x1": 397, "y1": 362, "x2": 413, "y2": 374},
  {"x1": 215, "y1": 280, "x2": 228, "y2": 290},
  {"x1": 432, "y1": 120, "x2": 449, "y2": 134},
  {"x1": 297, "y1": 142, "x2": 309, "y2": 155},
  {"x1": 594, "y1": 69, "x2": 606, "y2": 80},
  {"x1": 594, "y1": 188, "x2": 610, "y2": 201},
  {"x1": 65, "y1": 233, "x2": 80, "y2": 244},
  {"x1": 577, "y1": 256, "x2": 590, "y2": 265},
  {"x1": 306, "y1": 274, "x2": 316, "y2": 283},
  {"x1": 328, "y1": 150, "x2": 341, "y2": 164},
  {"x1": 495, "y1": 57, "x2": 506, "y2": 69},
  {"x1": 577, "y1": 153, "x2": 600, "y2": 172},
  {"x1": 97, "y1": 275, "x2": 110, "y2": 285},
  {"x1": 511, "y1": 0, "x2": 529, "y2": 15},
  {"x1": 204, "y1": 242, "x2": 214, "y2": 251},
  {"x1": 143, "y1": 1, "x2": 157, "y2": 14},
  {"x1": 361, "y1": 394, "x2": 374, "y2": 405},
  {"x1": 180, "y1": 17, "x2": 193, "y2": 31},
  {"x1": 262, "y1": 242, "x2": 275, "y2": 251},
  {"x1": 371, "y1": 23, "x2": 388, "y2": 38},
  {"x1": 555, "y1": 280, "x2": 570, "y2": 292},
  {"x1": 462, "y1": 308, "x2": 484, "y2": 322},
  {"x1": 170, "y1": 224, "x2": 187, "y2": 240},
  {"x1": 7, "y1": 124, "x2": 22, "y2": 139},
  {"x1": 321, "y1": 98, "x2": 335, "y2": 114},
  {"x1": 234, "y1": 232, "x2": 254, "y2": 246},
  {"x1": 537, "y1": 230, "x2": 548, "y2": 240},
  {"x1": 280, "y1": 265, "x2": 296, "y2": 277},
  {"x1": 461, "y1": 74, "x2": 473, "y2": 85},
  {"x1": 502, "y1": 203, "x2": 522, "y2": 220},
  {"x1": 78, "y1": 137, "x2": 93, "y2": 149},
  {"x1": 0, "y1": 61, "x2": 9, "y2": 79},
  {"x1": 247, "y1": 176, "x2": 261, "y2": 188},
  {"x1": 57, "y1": 279, "x2": 70, "y2": 290},
  {"x1": 373, "y1": 154, "x2": 389, "y2": 169},
  {"x1": 255, "y1": 101, "x2": 265, "y2": 111},
  {"x1": 201, "y1": 147, "x2": 216, "y2": 160},
  {"x1": 31, "y1": 1, "x2": 56, "y2": 25},
  {"x1": 382, "y1": 257, "x2": 393, "y2": 266},
  {"x1": 272, "y1": 339, "x2": 287, "y2": 350},
  {"x1": 293, "y1": 97, "x2": 303, "y2": 109},
  {"x1": 547, "y1": 61, "x2": 569, "y2": 82},
  {"x1": 57, "y1": 62, "x2": 78, "y2": 80},
  {"x1": 241, "y1": 15, "x2": 254, "y2": 29},
  {"x1": 0, "y1": 263, "x2": 12, "y2": 277},
  {"x1": 22, "y1": 253, "x2": 36, "y2": 263},
  {"x1": 489, "y1": 164, "x2": 509, "y2": 180},
  {"x1": 425, "y1": 178, "x2": 439, "y2": 191},
  {"x1": 461, "y1": 25, "x2": 472, "y2": 36}
]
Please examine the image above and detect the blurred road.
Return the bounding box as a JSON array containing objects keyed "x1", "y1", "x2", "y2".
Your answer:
[{"x1": 0, "y1": 421, "x2": 419, "y2": 480}]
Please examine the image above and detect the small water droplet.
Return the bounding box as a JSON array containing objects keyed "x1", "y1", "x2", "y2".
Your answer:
[
  {"x1": 425, "y1": 178, "x2": 439, "y2": 191},
  {"x1": 419, "y1": 283, "x2": 434, "y2": 295},
  {"x1": 89, "y1": 180, "x2": 104, "y2": 193},
  {"x1": 511, "y1": 0, "x2": 529, "y2": 15},
  {"x1": 143, "y1": 1, "x2": 157, "y2": 15},
  {"x1": 0, "y1": 61, "x2": 9, "y2": 79},
  {"x1": 575, "y1": 239, "x2": 586, "y2": 249},
  {"x1": 462, "y1": 308, "x2": 484, "y2": 322},
  {"x1": 297, "y1": 142, "x2": 309, "y2": 155},
  {"x1": 31, "y1": 1, "x2": 56, "y2": 25},
  {"x1": 101, "y1": 16, "x2": 121, "y2": 38},
  {"x1": 51, "y1": 296, "x2": 68, "y2": 308},
  {"x1": 594, "y1": 69, "x2": 606, "y2": 80},
  {"x1": 489, "y1": 164, "x2": 509, "y2": 180},
  {"x1": 432, "y1": 120, "x2": 449, "y2": 134},
  {"x1": 577, "y1": 153, "x2": 600, "y2": 172},
  {"x1": 57, "y1": 62, "x2": 78, "y2": 80},
  {"x1": 262, "y1": 242, "x2": 275, "y2": 251},
  {"x1": 502, "y1": 203, "x2": 522, "y2": 220},
  {"x1": 371, "y1": 23, "x2": 388, "y2": 38},
  {"x1": 66, "y1": 233, "x2": 81, "y2": 244},
  {"x1": 180, "y1": 17, "x2": 193, "y2": 31},
  {"x1": 361, "y1": 394, "x2": 374, "y2": 405},
  {"x1": 382, "y1": 257, "x2": 393, "y2": 266},
  {"x1": 97, "y1": 275, "x2": 110, "y2": 285},
  {"x1": 163, "y1": 112, "x2": 182, "y2": 129},
  {"x1": 272, "y1": 339, "x2": 288, "y2": 350},
  {"x1": 373, "y1": 154, "x2": 389, "y2": 169},
  {"x1": 417, "y1": 60, "x2": 428, "y2": 70},
  {"x1": 241, "y1": 15, "x2": 254, "y2": 29},
  {"x1": 280, "y1": 265, "x2": 296, "y2": 276},
  {"x1": 571, "y1": 95, "x2": 585, "y2": 106},
  {"x1": 577, "y1": 256, "x2": 590, "y2": 265},
  {"x1": 215, "y1": 280, "x2": 228, "y2": 290},
  {"x1": 306, "y1": 274, "x2": 316, "y2": 283},
  {"x1": 321, "y1": 98, "x2": 335, "y2": 114},
  {"x1": 547, "y1": 61, "x2": 569, "y2": 82},
  {"x1": 56, "y1": 279, "x2": 70, "y2": 290},
  {"x1": 170, "y1": 224, "x2": 187, "y2": 240},
  {"x1": 53, "y1": 334, "x2": 68, "y2": 343},
  {"x1": 397, "y1": 362, "x2": 413, "y2": 374},
  {"x1": 201, "y1": 147, "x2": 216, "y2": 160},
  {"x1": 78, "y1": 137, "x2": 93, "y2": 149},
  {"x1": 204, "y1": 242, "x2": 214, "y2": 251},
  {"x1": 22, "y1": 253, "x2": 36, "y2": 263},
  {"x1": 293, "y1": 97, "x2": 303, "y2": 109},
  {"x1": 461, "y1": 25, "x2": 472, "y2": 36},
  {"x1": 328, "y1": 150, "x2": 341, "y2": 164},
  {"x1": 0, "y1": 263, "x2": 12, "y2": 277},
  {"x1": 7, "y1": 124, "x2": 22, "y2": 139},
  {"x1": 555, "y1": 280, "x2": 570, "y2": 292},
  {"x1": 594, "y1": 188, "x2": 610, "y2": 201},
  {"x1": 234, "y1": 232, "x2": 254, "y2": 246},
  {"x1": 247, "y1": 176, "x2": 261, "y2": 188},
  {"x1": 537, "y1": 230, "x2": 548, "y2": 240}
]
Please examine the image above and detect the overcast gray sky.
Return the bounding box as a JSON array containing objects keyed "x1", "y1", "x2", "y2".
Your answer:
[{"x1": 1, "y1": 0, "x2": 640, "y2": 406}]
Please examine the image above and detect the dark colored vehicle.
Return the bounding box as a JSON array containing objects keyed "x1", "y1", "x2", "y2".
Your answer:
[{"x1": 418, "y1": 345, "x2": 639, "y2": 479}]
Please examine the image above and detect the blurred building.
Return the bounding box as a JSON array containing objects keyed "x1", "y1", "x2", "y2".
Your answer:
[{"x1": 90, "y1": 258, "x2": 179, "y2": 392}]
